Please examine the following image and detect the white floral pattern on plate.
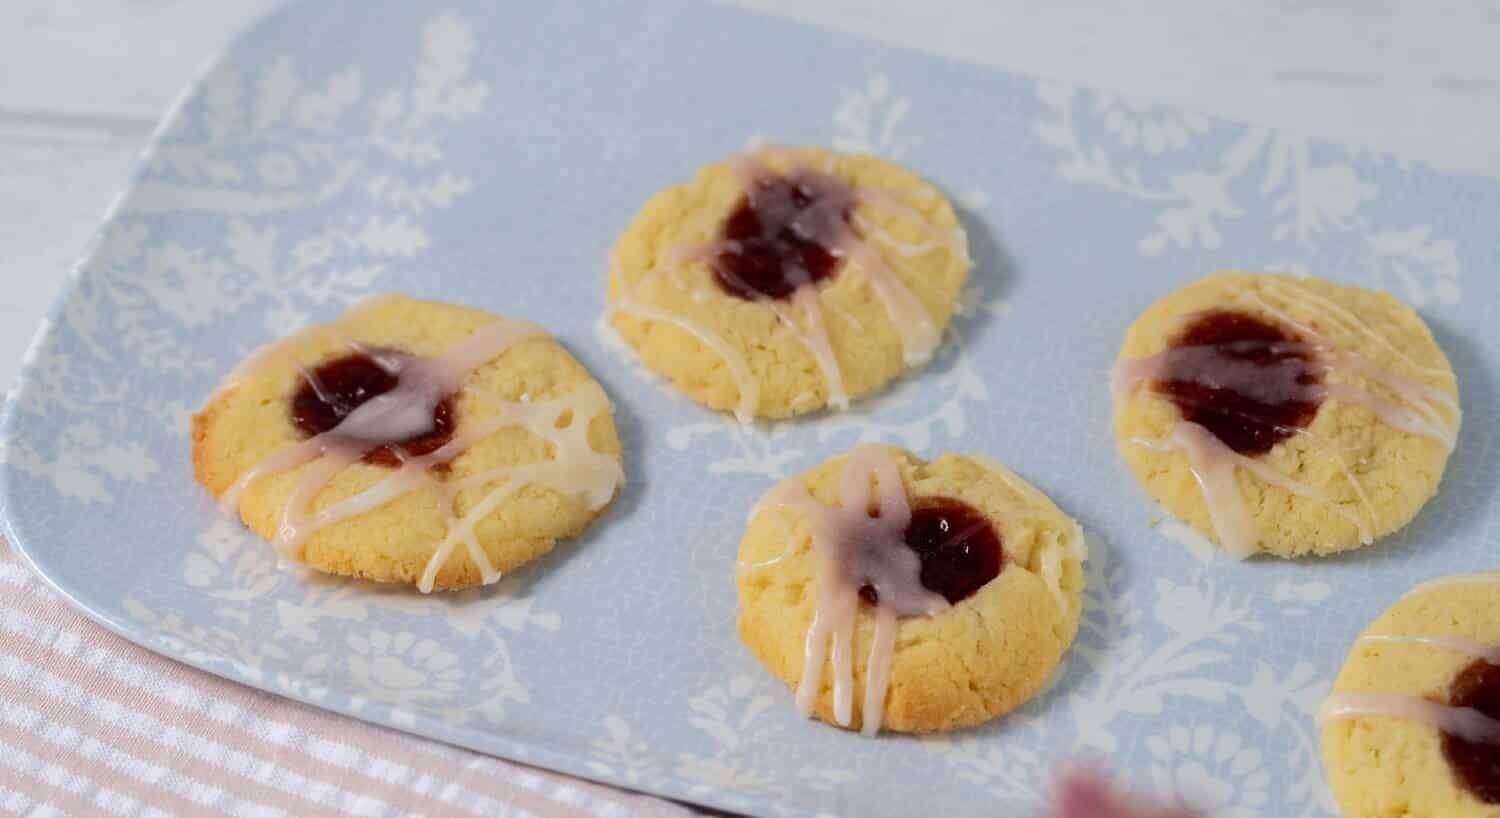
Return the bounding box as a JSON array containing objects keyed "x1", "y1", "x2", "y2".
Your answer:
[
  {"x1": 1147, "y1": 725, "x2": 1269, "y2": 818},
  {"x1": 588, "y1": 675, "x2": 855, "y2": 817},
  {"x1": 1033, "y1": 82, "x2": 1462, "y2": 307}
]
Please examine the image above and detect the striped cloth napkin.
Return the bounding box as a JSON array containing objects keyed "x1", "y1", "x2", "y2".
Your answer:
[{"x1": 0, "y1": 537, "x2": 698, "y2": 818}]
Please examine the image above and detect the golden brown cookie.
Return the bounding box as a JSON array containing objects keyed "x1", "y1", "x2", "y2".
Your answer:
[
  {"x1": 1112, "y1": 271, "x2": 1459, "y2": 558},
  {"x1": 736, "y1": 445, "x2": 1085, "y2": 734},
  {"x1": 607, "y1": 145, "x2": 971, "y2": 420},
  {"x1": 193, "y1": 294, "x2": 624, "y2": 591},
  {"x1": 1321, "y1": 572, "x2": 1500, "y2": 818}
]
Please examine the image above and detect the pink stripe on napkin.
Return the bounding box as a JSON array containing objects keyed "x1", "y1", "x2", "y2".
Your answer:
[{"x1": 0, "y1": 538, "x2": 700, "y2": 818}]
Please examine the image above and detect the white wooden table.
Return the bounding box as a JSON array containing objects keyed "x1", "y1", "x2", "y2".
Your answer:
[{"x1": 4, "y1": 0, "x2": 1499, "y2": 393}]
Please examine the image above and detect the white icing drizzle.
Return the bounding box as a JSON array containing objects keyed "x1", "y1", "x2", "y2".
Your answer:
[
  {"x1": 972, "y1": 454, "x2": 1084, "y2": 615},
  {"x1": 770, "y1": 289, "x2": 849, "y2": 410},
  {"x1": 208, "y1": 295, "x2": 401, "y2": 406},
  {"x1": 735, "y1": 513, "x2": 801, "y2": 572},
  {"x1": 754, "y1": 445, "x2": 948, "y2": 735},
  {"x1": 861, "y1": 605, "x2": 898, "y2": 736},
  {"x1": 745, "y1": 450, "x2": 1074, "y2": 734},
  {"x1": 1254, "y1": 278, "x2": 1456, "y2": 381},
  {"x1": 1323, "y1": 377, "x2": 1457, "y2": 451},
  {"x1": 822, "y1": 298, "x2": 866, "y2": 333},
  {"x1": 1164, "y1": 422, "x2": 1258, "y2": 559},
  {"x1": 213, "y1": 313, "x2": 623, "y2": 592},
  {"x1": 1318, "y1": 438, "x2": 1380, "y2": 539},
  {"x1": 276, "y1": 448, "x2": 363, "y2": 556},
  {"x1": 1321, "y1": 630, "x2": 1500, "y2": 744},
  {"x1": 1319, "y1": 693, "x2": 1500, "y2": 744},
  {"x1": 415, "y1": 385, "x2": 620, "y2": 591},
  {"x1": 1124, "y1": 425, "x2": 1373, "y2": 557},
  {"x1": 1112, "y1": 283, "x2": 1460, "y2": 557},
  {"x1": 609, "y1": 146, "x2": 959, "y2": 418},
  {"x1": 603, "y1": 297, "x2": 759, "y2": 423},
  {"x1": 852, "y1": 212, "x2": 945, "y2": 257},
  {"x1": 1239, "y1": 283, "x2": 1460, "y2": 447},
  {"x1": 841, "y1": 238, "x2": 942, "y2": 366}
]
